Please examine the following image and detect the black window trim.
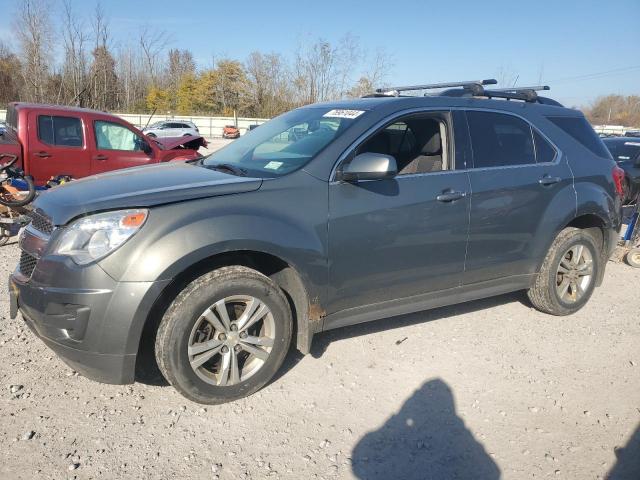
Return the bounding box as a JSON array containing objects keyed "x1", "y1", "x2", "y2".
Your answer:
[
  {"x1": 330, "y1": 106, "x2": 562, "y2": 181},
  {"x1": 330, "y1": 108, "x2": 457, "y2": 183},
  {"x1": 37, "y1": 114, "x2": 85, "y2": 149},
  {"x1": 93, "y1": 119, "x2": 145, "y2": 152},
  {"x1": 463, "y1": 108, "x2": 560, "y2": 171}
]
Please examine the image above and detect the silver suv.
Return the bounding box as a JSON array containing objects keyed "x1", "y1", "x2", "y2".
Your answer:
[{"x1": 143, "y1": 120, "x2": 199, "y2": 138}]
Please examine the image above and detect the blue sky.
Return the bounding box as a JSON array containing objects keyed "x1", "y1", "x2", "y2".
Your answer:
[{"x1": 0, "y1": 0, "x2": 638, "y2": 107}]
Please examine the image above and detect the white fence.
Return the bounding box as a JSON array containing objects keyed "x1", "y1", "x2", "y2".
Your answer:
[{"x1": 0, "y1": 109, "x2": 269, "y2": 138}]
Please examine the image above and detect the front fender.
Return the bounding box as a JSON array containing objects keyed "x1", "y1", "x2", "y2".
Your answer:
[{"x1": 99, "y1": 178, "x2": 329, "y2": 307}]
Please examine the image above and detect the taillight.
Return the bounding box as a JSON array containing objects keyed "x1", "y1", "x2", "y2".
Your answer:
[{"x1": 612, "y1": 166, "x2": 625, "y2": 197}]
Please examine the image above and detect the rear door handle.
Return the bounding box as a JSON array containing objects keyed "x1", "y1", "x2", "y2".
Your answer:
[
  {"x1": 35, "y1": 151, "x2": 51, "y2": 158},
  {"x1": 436, "y1": 190, "x2": 467, "y2": 202},
  {"x1": 538, "y1": 175, "x2": 561, "y2": 186},
  {"x1": 93, "y1": 154, "x2": 108, "y2": 161}
]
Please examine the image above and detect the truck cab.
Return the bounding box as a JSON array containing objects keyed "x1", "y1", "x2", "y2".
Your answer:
[{"x1": 1, "y1": 103, "x2": 204, "y2": 185}]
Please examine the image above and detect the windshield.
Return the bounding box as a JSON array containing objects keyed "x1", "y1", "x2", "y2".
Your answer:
[
  {"x1": 605, "y1": 140, "x2": 640, "y2": 161},
  {"x1": 202, "y1": 107, "x2": 365, "y2": 177}
]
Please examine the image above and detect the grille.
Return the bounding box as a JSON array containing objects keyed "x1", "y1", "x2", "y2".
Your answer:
[
  {"x1": 27, "y1": 210, "x2": 54, "y2": 235},
  {"x1": 19, "y1": 251, "x2": 38, "y2": 277}
]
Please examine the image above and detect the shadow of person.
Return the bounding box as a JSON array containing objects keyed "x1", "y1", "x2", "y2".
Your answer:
[
  {"x1": 352, "y1": 378, "x2": 500, "y2": 480},
  {"x1": 607, "y1": 423, "x2": 640, "y2": 480}
]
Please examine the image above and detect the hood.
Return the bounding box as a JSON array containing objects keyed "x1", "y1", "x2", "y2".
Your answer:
[
  {"x1": 33, "y1": 161, "x2": 262, "y2": 226},
  {"x1": 155, "y1": 135, "x2": 204, "y2": 149}
]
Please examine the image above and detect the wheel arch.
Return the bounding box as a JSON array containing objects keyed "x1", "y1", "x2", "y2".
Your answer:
[
  {"x1": 534, "y1": 212, "x2": 611, "y2": 288},
  {"x1": 134, "y1": 249, "x2": 320, "y2": 379}
]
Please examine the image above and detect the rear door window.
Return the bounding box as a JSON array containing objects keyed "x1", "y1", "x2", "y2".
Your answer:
[
  {"x1": 466, "y1": 111, "x2": 536, "y2": 168},
  {"x1": 37, "y1": 115, "x2": 83, "y2": 147},
  {"x1": 547, "y1": 116, "x2": 611, "y2": 158}
]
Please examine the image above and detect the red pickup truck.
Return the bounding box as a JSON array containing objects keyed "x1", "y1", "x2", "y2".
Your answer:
[{"x1": 0, "y1": 103, "x2": 205, "y2": 185}]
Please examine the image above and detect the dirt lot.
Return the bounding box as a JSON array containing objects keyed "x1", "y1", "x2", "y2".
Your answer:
[{"x1": 0, "y1": 241, "x2": 639, "y2": 479}]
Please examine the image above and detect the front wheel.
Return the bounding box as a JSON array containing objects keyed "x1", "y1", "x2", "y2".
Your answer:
[
  {"x1": 528, "y1": 227, "x2": 600, "y2": 315},
  {"x1": 155, "y1": 266, "x2": 292, "y2": 404}
]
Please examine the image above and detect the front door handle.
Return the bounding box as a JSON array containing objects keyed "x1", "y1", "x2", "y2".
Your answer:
[
  {"x1": 35, "y1": 151, "x2": 51, "y2": 158},
  {"x1": 538, "y1": 175, "x2": 561, "y2": 186},
  {"x1": 436, "y1": 190, "x2": 467, "y2": 202},
  {"x1": 93, "y1": 154, "x2": 108, "y2": 161}
]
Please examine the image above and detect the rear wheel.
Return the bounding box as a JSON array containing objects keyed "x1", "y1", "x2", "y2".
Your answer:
[
  {"x1": 528, "y1": 227, "x2": 600, "y2": 315},
  {"x1": 155, "y1": 266, "x2": 292, "y2": 404}
]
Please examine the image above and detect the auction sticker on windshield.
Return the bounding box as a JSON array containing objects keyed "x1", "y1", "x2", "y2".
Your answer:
[
  {"x1": 323, "y1": 109, "x2": 365, "y2": 119},
  {"x1": 264, "y1": 161, "x2": 284, "y2": 170}
]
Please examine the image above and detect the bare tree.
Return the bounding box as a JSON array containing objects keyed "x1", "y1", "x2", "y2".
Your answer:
[
  {"x1": 245, "y1": 51, "x2": 293, "y2": 117},
  {"x1": 139, "y1": 26, "x2": 171, "y2": 84},
  {"x1": 347, "y1": 48, "x2": 392, "y2": 98},
  {"x1": 13, "y1": 0, "x2": 53, "y2": 102},
  {"x1": 89, "y1": 2, "x2": 119, "y2": 110},
  {"x1": 61, "y1": 0, "x2": 89, "y2": 106}
]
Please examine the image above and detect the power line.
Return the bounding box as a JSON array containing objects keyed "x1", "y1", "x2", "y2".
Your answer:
[{"x1": 549, "y1": 65, "x2": 640, "y2": 84}]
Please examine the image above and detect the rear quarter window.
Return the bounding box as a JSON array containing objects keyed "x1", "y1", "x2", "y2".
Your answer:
[{"x1": 547, "y1": 116, "x2": 611, "y2": 159}]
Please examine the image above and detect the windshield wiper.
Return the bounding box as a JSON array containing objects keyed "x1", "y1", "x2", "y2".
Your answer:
[{"x1": 208, "y1": 163, "x2": 248, "y2": 176}]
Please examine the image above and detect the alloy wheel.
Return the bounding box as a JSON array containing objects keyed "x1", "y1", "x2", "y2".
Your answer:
[
  {"x1": 187, "y1": 295, "x2": 275, "y2": 386},
  {"x1": 555, "y1": 243, "x2": 594, "y2": 304}
]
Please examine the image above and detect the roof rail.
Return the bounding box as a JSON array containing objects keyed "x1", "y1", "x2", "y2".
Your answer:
[
  {"x1": 438, "y1": 84, "x2": 561, "y2": 105},
  {"x1": 374, "y1": 78, "x2": 497, "y2": 97}
]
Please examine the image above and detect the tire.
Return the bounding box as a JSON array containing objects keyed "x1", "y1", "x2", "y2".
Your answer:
[
  {"x1": 147, "y1": 132, "x2": 157, "y2": 138},
  {"x1": 528, "y1": 227, "x2": 601, "y2": 316},
  {"x1": 0, "y1": 176, "x2": 36, "y2": 207},
  {"x1": 0, "y1": 229, "x2": 9, "y2": 246},
  {"x1": 155, "y1": 266, "x2": 292, "y2": 404},
  {"x1": 626, "y1": 248, "x2": 640, "y2": 268}
]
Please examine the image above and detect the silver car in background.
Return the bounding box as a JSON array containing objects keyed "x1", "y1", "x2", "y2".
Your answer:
[{"x1": 143, "y1": 120, "x2": 199, "y2": 138}]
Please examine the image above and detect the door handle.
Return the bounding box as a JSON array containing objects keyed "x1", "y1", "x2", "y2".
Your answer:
[
  {"x1": 93, "y1": 154, "x2": 108, "y2": 161},
  {"x1": 436, "y1": 190, "x2": 467, "y2": 202},
  {"x1": 538, "y1": 175, "x2": 561, "y2": 186},
  {"x1": 35, "y1": 151, "x2": 51, "y2": 158}
]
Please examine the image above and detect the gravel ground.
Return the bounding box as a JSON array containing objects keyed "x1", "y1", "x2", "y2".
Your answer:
[{"x1": 0, "y1": 241, "x2": 639, "y2": 479}]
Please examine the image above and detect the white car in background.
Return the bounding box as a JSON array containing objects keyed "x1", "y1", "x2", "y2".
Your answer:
[{"x1": 143, "y1": 120, "x2": 199, "y2": 138}]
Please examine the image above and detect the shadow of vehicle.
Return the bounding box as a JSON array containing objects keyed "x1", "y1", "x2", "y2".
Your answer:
[
  {"x1": 137, "y1": 291, "x2": 524, "y2": 388},
  {"x1": 607, "y1": 423, "x2": 640, "y2": 480},
  {"x1": 351, "y1": 378, "x2": 500, "y2": 480}
]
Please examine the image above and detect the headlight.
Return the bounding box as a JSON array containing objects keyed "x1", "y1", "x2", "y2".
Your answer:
[{"x1": 51, "y1": 209, "x2": 148, "y2": 265}]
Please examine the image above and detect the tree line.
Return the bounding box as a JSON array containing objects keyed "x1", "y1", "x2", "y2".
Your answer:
[
  {"x1": 583, "y1": 95, "x2": 640, "y2": 127},
  {"x1": 0, "y1": 0, "x2": 390, "y2": 118}
]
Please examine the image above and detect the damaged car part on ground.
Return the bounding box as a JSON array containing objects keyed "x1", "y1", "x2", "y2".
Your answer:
[{"x1": 10, "y1": 79, "x2": 623, "y2": 404}]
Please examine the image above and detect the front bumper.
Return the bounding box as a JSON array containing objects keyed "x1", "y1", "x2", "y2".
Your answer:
[{"x1": 9, "y1": 259, "x2": 169, "y2": 384}]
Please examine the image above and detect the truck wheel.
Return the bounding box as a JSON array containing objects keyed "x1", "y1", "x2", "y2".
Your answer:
[
  {"x1": 155, "y1": 266, "x2": 292, "y2": 404},
  {"x1": 528, "y1": 227, "x2": 600, "y2": 316},
  {"x1": 626, "y1": 248, "x2": 640, "y2": 268}
]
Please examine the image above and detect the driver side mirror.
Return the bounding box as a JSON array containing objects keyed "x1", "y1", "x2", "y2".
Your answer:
[
  {"x1": 138, "y1": 138, "x2": 152, "y2": 155},
  {"x1": 340, "y1": 153, "x2": 398, "y2": 182}
]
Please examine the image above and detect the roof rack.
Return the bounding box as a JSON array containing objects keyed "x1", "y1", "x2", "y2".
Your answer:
[
  {"x1": 373, "y1": 78, "x2": 497, "y2": 97},
  {"x1": 364, "y1": 79, "x2": 562, "y2": 106},
  {"x1": 438, "y1": 84, "x2": 561, "y2": 105},
  {"x1": 483, "y1": 85, "x2": 550, "y2": 102}
]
